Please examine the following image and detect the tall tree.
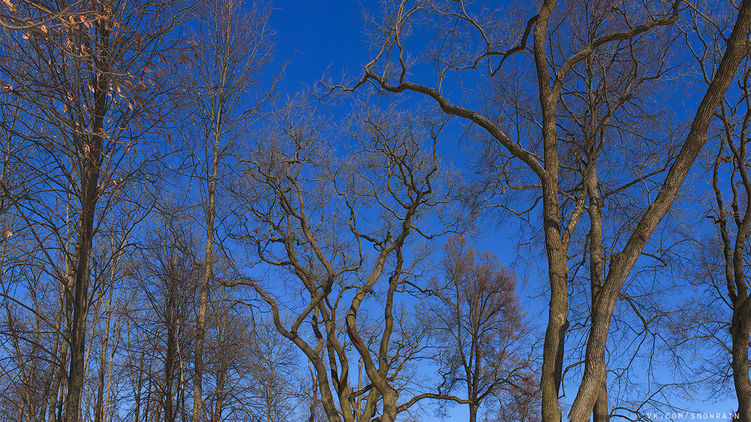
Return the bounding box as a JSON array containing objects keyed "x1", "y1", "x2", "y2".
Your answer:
[
  {"x1": 175, "y1": 1, "x2": 272, "y2": 419},
  {"x1": 131, "y1": 209, "x2": 201, "y2": 422},
  {"x1": 0, "y1": 1, "x2": 193, "y2": 420},
  {"x1": 350, "y1": 0, "x2": 751, "y2": 420},
  {"x1": 695, "y1": 57, "x2": 751, "y2": 420}
]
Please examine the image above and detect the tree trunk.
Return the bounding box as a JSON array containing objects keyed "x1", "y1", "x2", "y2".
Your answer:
[
  {"x1": 63, "y1": 155, "x2": 99, "y2": 422},
  {"x1": 165, "y1": 282, "x2": 179, "y2": 422},
  {"x1": 94, "y1": 283, "x2": 114, "y2": 422},
  {"x1": 133, "y1": 345, "x2": 146, "y2": 422},
  {"x1": 593, "y1": 387, "x2": 608, "y2": 422},
  {"x1": 732, "y1": 299, "x2": 751, "y2": 422},
  {"x1": 212, "y1": 368, "x2": 226, "y2": 422},
  {"x1": 533, "y1": 1, "x2": 570, "y2": 420},
  {"x1": 587, "y1": 167, "x2": 608, "y2": 422},
  {"x1": 468, "y1": 402, "x2": 478, "y2": 422},
  {"x1": 380, "y1": 390, "x2": 398, "y2": 422},
  {"x1": 143, "y1": 375, "x2": 153, "y2": 422},
  {"x1": 192, "y1": 273, "x2": 209, "y2": 422},
  {"x1": 64, "y1": 12, "x2": 111, "y2": 420},
  {"x1": 193, "y1": 80, "x2": 222, "y2": 422}
]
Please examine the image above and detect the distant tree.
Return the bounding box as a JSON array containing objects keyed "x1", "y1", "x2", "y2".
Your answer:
[
  {"x1": 428, "y1": 236, "x2": 536, "y2": 422},
  {"x1": 243, "y1": 317, "x2": 299, "y2": 422},
  {"x1": 130, "y1": 208, "x2": 201, "y2": 422}
]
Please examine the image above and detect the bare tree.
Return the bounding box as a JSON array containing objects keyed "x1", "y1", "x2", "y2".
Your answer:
[
  {"x1": 428, "y1": 236, "x2": 536, "y2": 422},
  {"x1": 344, "y1": 0, "x2": 751, "y2": 420},
  {"x1": 2, "y1": 1, "x2": 749, "y2": 420},
  {"x1": 131, "y1": 209, "x2": 202, "y2": 422},
  {"x1": 0, "y1": 1, "x2": 197, "y2": 420},
  {"x1": 0, "y1": 0, "x2": 86, "y2": 31},
  {"x1": 240, "y1": 316, "x2": 299, "y2": 422},
  {"x1": 689, "y1": 54, "x2": 751, "y2": 420},
  {"x1": 228, "y1": 102, "x2": 468, "y2": 422},
  {"x1": 173, "y1": 1, "x2": 272, "y2": 419}
]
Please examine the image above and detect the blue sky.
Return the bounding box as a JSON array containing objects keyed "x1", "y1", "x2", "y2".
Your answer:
[{"x1": 270, "y1": 1, "x2": 368, "y2": 92}]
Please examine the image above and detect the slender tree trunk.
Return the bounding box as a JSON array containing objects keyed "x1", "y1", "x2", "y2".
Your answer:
[
  {"x1": 165, "y1": 283, "x2": 179, "y2": 422},
  {"x1": 64, "y1": 12, "x2": 111, "y2": 420},
  {"x1": 732, "y1": 299, "x2": 751, "y2": 422},
  {"x1": 212, "y1": 367, "x2": 226, "y2": 422},
  {"x1": 133, "y1": 345, "x2": 145, "y2": 422},
  {"x1": 40, "y1": 293, "x2": 67, "y2": 422},
  {"x1": 193, "y1": 82, "x2": 223, "y2": 422},
  {"x1": 143, "y1": 374, "x2": 153, "y2": 422},
  {"x1": 587, "y1": 167, "x2": 608, "y2": 422},
  {"x1": 7, "y1": 300, "x2": 31, "y2": 421},
  {"x1": 102, "y1": 295, "x2": 122, "y2": 422},
  {"x1": 307, "y1": 390, "x2": 317, "y2": 422},
  {"x1": 49, "y1": 330, "x2": 69, "y2": 422},
  {"x1": 93, "y1": 322, "x2": 108, "y2": 422},
  {"x1": 188, "y1": 3, "x2": 273, "y2": 418},
  {"x1": 94, "y1": 277, "x2": 115, "y2": 422},
  {"x1": 192, "y1": 270, "x2": 209, "y2": 422}
]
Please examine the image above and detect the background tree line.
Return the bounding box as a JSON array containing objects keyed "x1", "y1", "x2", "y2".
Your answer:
[{"x1": 0, "y1": 0, "x2": 750, "y2": 421}]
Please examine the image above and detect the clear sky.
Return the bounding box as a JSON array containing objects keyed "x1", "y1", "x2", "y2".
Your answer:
[
  {"x1": 266, "y1": 1, "x2": 740, "y2": 419},
  {"x1": 270, "y1": 0, "x2": 369, "y2": 92}
]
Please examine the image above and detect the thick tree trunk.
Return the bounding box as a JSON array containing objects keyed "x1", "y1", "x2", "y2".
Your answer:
[
  {"x1": 380, "y1": 390, "x2": 398, "y2": 422},
  {"x1": 593, "y1": 386, "x2": 608, "y2": 422},
  {"x1": 468, "y1": 403, "x2": 478, "y2": 422},
  {"x1": 532, "y1": 2, "x2": 570, "y2": 421},
  {"x1": 540, "y1": 242, "x2": 568, "y2": 422}
]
